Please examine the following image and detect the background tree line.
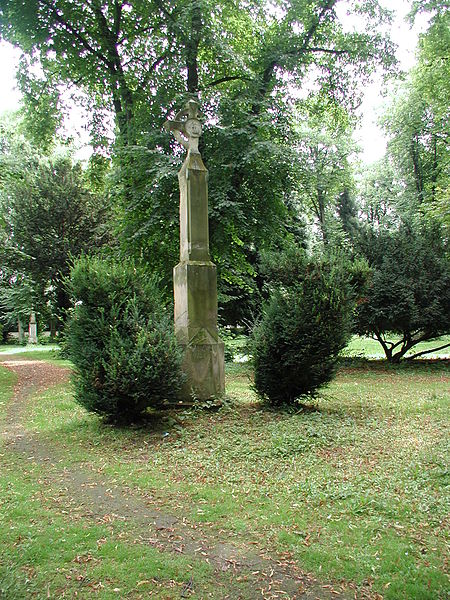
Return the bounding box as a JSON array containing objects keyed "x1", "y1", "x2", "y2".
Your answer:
[{"x1": 0, "y1": 0, "x2": 448, "y2": 366}]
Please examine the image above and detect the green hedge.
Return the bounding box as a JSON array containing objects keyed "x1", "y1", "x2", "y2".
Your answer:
[
  {"x1": 252, "y1": 249, "x2": 361, "y2": 405},
  {"x1": 66, "y1": 257, "x2": 184, "y2": 420}
]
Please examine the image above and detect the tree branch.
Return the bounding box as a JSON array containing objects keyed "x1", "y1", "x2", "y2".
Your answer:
[
  {"x1": 118, "y1": 23, "x2": 162, "y2": 45},
  {"x1": 374, "y1": 328, "x2": 392, "y2": 360},
  {"x1": 306, "y1": 47, "x2": 349, "y2": 56},
  {"x1": 406, "y1": 342, "x2": 450, "y2": 361},
  {"x1": 140, "y1": 53, "x2": 170, "y2": 89},
  {"x1": 38, "y1": 0, "x2": 113, "y2": 70},
  {"x1": 390, "y1": 337, "x2": 405, "y2": 351},
  {"x1": 251, "y1": 0, "x2": 338, "y2": 115},
  {"x1": 113, "y1": 0, "x2": 122, "y2": 38},
  {"x1": 205, "y1": 75, "x2": 250, "y2": 88},
  {"x1": 153, "y1": 0, "x2": 178, "y2": 24}
]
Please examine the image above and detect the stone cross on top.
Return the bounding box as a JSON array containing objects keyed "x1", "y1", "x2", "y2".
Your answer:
[{"x1": 164, "y1": 99, "x2": 203, "y2": 154}]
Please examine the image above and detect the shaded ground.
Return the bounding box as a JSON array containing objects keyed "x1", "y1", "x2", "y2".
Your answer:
[{"x1": 1, "y1": 357, "x2": 361, "y2": 599}]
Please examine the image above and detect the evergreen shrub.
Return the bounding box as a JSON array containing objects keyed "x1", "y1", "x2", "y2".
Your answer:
[
  {"x1": 355, "y1": 222, "x2": 450, "y2": 362},
  {"x1": 66, "y1": 257, "x2": 184, "y2": 419},
  {"x1": 252, "y1": 248, "x2": 361, "y2": 405}
]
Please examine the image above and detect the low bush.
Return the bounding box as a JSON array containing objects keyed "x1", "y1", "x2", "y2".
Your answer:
[
  {"x1": 252, "y1": 248, "x2": 364, "y2": 405},
  {"x1": 66, "y1": 257, "x2": 184, "y2": 420}
]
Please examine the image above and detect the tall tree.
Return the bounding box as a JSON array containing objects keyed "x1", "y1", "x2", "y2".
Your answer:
[
  {"x1": 354, "y1": 221, "x2": 450, "y2": 362},
  {"x1": 294, "y1": 100, "x2": 356, "y2": 244},
  {"x1": 0, "y1": 118, "x2": 110, "y2": 328},
  {"x1": 356, "y1": 158, "x2": 405, "y2": 228},
  {"x1": 0, "y1": 0, "x2": 397, "y2": 322},
  {"x1": 382, "y1": 7, "x2": 449, "y2": 226}
]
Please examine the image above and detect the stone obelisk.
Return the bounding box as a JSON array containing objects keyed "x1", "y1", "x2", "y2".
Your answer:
[{"x1": 165, "y1": 100, "x2": 225, "y2": 400}]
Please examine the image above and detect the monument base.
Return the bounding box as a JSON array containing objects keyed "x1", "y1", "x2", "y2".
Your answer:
[
  {"x1": 174, "y1": 260, "x2": 225, "y2": 401},
  {"x1": 179, "y1": 337, "x2": 225, "y2": 401}
]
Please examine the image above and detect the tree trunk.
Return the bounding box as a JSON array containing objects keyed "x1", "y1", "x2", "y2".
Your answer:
[
  {"x1": 317, "y1": 187, "x2": 327, "y2": 243},
  {"x1": 18, "y1": 319, "x2": 24, "y2": 344},
  {"x1": 186, "y1": 2, "x2": 202, "y2": 96},
  {"x1": 410, "y1": 133, "x2": 424, "y2": 203},
  {"x1": 431, "y1": 133, "x2": 438, "y2": 203},
  {"x1": 50, "y1": 318, "x2": 57, "y2": 338},
  {"x1": 92, "y1": 1, "x2": 135, "y2": 145}
]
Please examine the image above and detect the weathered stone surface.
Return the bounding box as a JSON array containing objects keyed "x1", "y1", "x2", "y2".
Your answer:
[
  {"x1": 28, "y1": 312, "x2": 37, "y2": 344},
  {"x1": 174, "y1": 261, "x2": 218, "y2": 344},
  {"x1": 174, "y1": 260, "x2": 225, "y2": 400},
  {"x1": 178, "y1": 332, "x2": 225, "y2": 400},
  {"x1": 178, "y1": 153, "x2": 209, "y2": 262},
  {"x1": 165, "y1": 100, "x2": 225, "y2": 401}
]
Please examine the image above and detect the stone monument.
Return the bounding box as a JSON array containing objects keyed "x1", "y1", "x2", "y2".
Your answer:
[
  {"x1": 165, "y1": 100, "x2": 225, "y2": 400},
  {"x1": 28, "y1": 311, "x2": 38, "y2": 344}
]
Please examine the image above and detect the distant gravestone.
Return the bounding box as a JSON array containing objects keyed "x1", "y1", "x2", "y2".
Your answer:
[
  {"x1": 165, "y1": 100, "x2": 225, "y2": 400},
  {"x1": 28, "y1": 312, "x2": 38, "y2": 344}
]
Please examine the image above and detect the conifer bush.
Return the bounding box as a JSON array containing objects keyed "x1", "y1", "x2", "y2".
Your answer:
[
  {"x1": 355, "y1": 222, "x2": 450, "y2": 362},
  {"x1": 66, "y1": 257, "x2": 184, "y2": 419},
  {"x1": 252, "y1": 248, "x2": 361, "y2": 405}
]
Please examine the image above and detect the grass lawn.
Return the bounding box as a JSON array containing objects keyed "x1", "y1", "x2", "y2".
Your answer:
[
  {"x1": 0, "y1": 344, "x2": 60, "y2": 354},
  {"x1": 343, "y1": 335, "x2": 450, "y2": 359},
  {"x1": 0, "y1": 345, "x2": 72, "y2": 367},
  {"x1": 0, "y1": 456, "x2": 216, "y2": 598},
  {"x1": 0, "y1": 365, "x2": 16, "y2": 423},
  {"x1": 1, "y1": 356, "x2": 448, "y2": 599}
]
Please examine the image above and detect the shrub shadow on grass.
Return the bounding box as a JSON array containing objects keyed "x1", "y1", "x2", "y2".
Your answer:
[
  {"x1": 100, "y1": 399, "x2": 236, "y2": 433},
  {"x1": 338, "y1": 356, "x2": 450, "y2": 373},
  {"x1": 101, "y1": 410, "x2": 182, "y2": 432},
  {"x1": 258, "y1": 399, "x2": 321, "y2": 415}
]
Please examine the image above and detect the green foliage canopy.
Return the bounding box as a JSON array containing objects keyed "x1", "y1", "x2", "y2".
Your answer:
[
  {"x1": 382, "y1": 9, "x2": 449, "y2": 226},
  {"x1": 0, "y1": 119, "x2": 109, "y2": 328},
  {"x1": 0, "y1": 0, "x2": 398, "y2": 324}
]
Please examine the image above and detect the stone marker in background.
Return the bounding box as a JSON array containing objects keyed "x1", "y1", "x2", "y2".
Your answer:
[
  {"x1": 165, "y1": 100, "x2": 225, "y2": 400},
  {"x1": 28, "y1": 311, "x2": 38, "y2": 344}
]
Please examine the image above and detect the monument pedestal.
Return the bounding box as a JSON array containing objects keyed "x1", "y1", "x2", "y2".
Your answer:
[{"x1": 174, "y1": 261, "x2": 225, "y2": 400}]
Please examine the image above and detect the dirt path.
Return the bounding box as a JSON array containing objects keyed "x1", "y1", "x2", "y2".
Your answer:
[{"x1": 1, "y1": 358, "x2": 358, "y2": 600}]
